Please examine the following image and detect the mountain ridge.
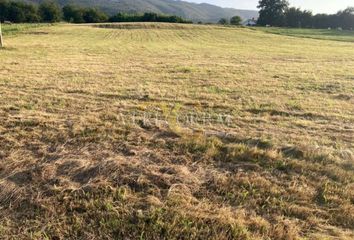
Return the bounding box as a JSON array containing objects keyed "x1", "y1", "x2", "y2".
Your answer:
[{"x1": 24, "y1": 0, "x2": 258, "y2": 22}]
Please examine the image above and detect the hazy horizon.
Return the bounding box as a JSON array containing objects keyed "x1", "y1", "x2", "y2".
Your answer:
[{"x1": 188, "y1": 0, "x2": 353, "y2": 14}]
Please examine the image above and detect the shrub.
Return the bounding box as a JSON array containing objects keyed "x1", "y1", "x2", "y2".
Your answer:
[
  {"x1": 218, "y1": 18, "x2": 228, "y2": 25},
  {"x1": 39, "y1": 0, "x2": 61, "y2": 23},
  {"x1": 230, "y1": 16, "x2": 242, "y2": 25}
]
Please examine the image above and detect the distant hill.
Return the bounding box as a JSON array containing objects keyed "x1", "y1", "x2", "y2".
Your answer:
[{"x1": 25, "y1": 0, "x2": 258, "y2": 22}]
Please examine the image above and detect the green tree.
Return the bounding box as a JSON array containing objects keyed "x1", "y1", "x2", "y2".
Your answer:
[
  {"x1": 337, "y1": 7, "x2": 354, "y2": 30},
  {"x1": 257, "y1": 0, "x2": 289, "y2": 26},
  {"x1": 142, "y1": 12, "x2": 158, "y2": 22},
  {"x1": 82, "y1": 8, "x2": 108, "y2": 23},
  {"x1": 7, "y1": 2, "x2": 26, "y2": 23},
  {"x1": 39, "y1": 0, "x2": 61, "y2": 23},
  {"x1": 63, "y1": 5, "x2": 84, "y2": 23},
  {"x1": 0, "y1": 0, "x2": 9, "y2": 22},
  {"x1": 0, "y1": 1, "x2": 40, "y2": 23},
  {"x1": 285, "y1": 7, "x2": 313, "y2": 28},
  {"x1": 23, "y1": 3, "x2": 40, "y2": 22},
  {"x1": 218, "y1": 18, "x2": 228, "y2": 25},
  {"x1": 301, "y1": 10, "x2": 313, "y2": 28},
  {"x1": 285, "y1": 7, "x2": 303, "y2": 27},
  {"x1": 230, "y1": 16, "x2": 242, "y2": 25}
]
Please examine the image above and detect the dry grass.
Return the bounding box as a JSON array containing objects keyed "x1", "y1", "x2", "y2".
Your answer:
[{"x1": 0, "y1": 23, "x2": 353, "y2": 239}]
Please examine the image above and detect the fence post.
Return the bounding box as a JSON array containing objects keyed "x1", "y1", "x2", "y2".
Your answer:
[{"x1": 0, "y1": 22, "x2": 3, "y2": 48}]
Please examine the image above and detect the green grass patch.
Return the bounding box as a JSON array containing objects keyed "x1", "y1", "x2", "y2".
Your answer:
[
  {"x1": 1, "y1": 23, "x2": 52, "y2": 36},
  {"x1": 255, "y1": 27, "x2": 354, "y2": 42}
]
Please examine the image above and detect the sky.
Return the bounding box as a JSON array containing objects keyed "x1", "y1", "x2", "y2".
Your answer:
[{"x1": 188, "y1": 0, "x2": 354, "y2": 14}]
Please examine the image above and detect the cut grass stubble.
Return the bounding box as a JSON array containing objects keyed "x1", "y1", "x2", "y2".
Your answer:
[{"x1": 0, "y1": 23, "x2": 353, "y2": 239}]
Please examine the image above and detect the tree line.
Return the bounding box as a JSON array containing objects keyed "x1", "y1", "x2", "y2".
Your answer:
[
  {"x1": 1, "y1": 0, "x2": 353, "y2": 28},
  {"x1": 218, "y1": 16, "x2": 243, "y2": 26},
  {"x1": 0, "y1": 0, "x2": 191, "y2": 24},
  {"x1": 257, "y1": 0, "x2": 354, "y2": 29},
  {"x1": 108, "y1": 12, "x2": 191, "y2": 24}
]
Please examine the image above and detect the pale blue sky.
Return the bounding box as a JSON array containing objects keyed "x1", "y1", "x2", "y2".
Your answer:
[{"x1": 188, "y1": 0, "x2": 354, "y2": 13}]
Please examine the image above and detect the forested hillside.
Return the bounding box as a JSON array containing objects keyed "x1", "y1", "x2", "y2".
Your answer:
[{"x1": 24, "y1": 0, "x2": 258, "y2": 22}]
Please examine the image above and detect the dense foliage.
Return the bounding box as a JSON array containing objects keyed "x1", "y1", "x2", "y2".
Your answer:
[
  {"x1": 217, "y1": 15, "x2": 249, "y2": 26},
  {"x1": 230, "y1": 16, "x2": 242, "y2": 25},
  {"x1": 257, "y1": 0, "x2": 354, "y2": 29},
  {"x1": 0, "y1": 0, "x2": 40, "y2": 23},
  {"x1": 24, "y1": 0, "x2": 258, "y2": 23},
  {"x1": 62, "y1": 5, "x2": 85, "y2": 23},
  {"x1": 284, "y1": 7, "x2": 313, "y2": 28},
  {"x1": 257, "y1": 0, "x2": 289, "y2": 26},
  {"x1": 108, "y1": 12, "x2": 192, "y2": 24},
  {"x1": 0, "y1": 0, "x2": 191, "y2": 24},
  {"x1": 217, "y1": 18, "x2": 228, "y2": 25},
  {"x1": 38, "y1": 0, "x2": 61, "y2": 23},
  {"x1": 0, "y1": 0, "x2": 353, "y2": 29}
]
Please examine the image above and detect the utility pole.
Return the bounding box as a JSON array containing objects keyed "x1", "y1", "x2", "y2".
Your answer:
[{"x1": 0, "y1": 21, "x2": 3, "y2": 48}]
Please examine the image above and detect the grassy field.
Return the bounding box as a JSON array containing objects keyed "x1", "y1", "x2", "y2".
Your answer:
[
  {"x1": 0, "y1": 23, "x2": 353, "y2": 239},
  {"x1": 0, "y1": 23, "x2": 52, "y2": 36},
  {"x1": 256, "y1": 27, "x2": 354, "y2": 42}
]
